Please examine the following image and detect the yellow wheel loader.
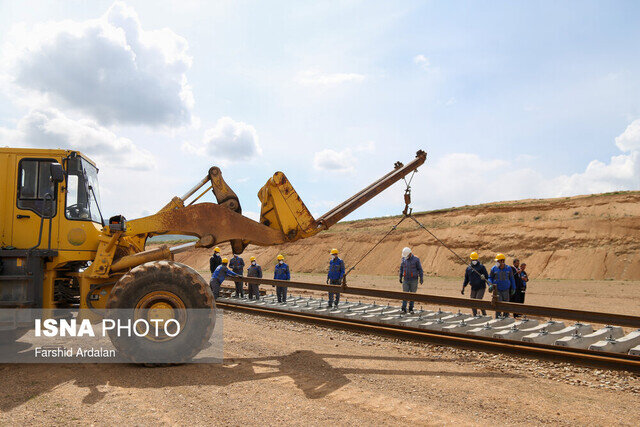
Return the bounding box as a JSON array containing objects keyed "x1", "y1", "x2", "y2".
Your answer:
[{"x1": 0, "y1": 147, "x2": 425, "y2": 362}]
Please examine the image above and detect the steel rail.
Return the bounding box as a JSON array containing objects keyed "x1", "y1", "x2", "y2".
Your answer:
[
  {"x1": 216, "y1": 299, "x2": 640, "y2": 371},
  {"x1": 230, "y1": 276, "x2": 640, "y2": 328}
]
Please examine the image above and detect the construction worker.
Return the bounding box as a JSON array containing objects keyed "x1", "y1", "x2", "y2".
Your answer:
[
  {"x1": 247, "y1": 256, "x2": 262, "y2": 300},
  {"x1": 229, "y1": 253, "x2": 245, "y2": 298},
  {"x1": 326, "y1": 248, "x2": 345, "y2": 308},
  {"x1": 488, "y1": 253, "x2": 515, "y2": 318},
  {"x1": 519, "y1": 262, "x2": 529, "y2": 302},
  {"x1": 461, "y1": 251, "x2": 489, "y2": 316},
  {"x1": 210, "y1": 258, "x2": 238, "y2": 299},
  {"x1": 399, "y1": 247, "x2": 423, "y2": 314},
  {"x1": 209, "y1": 247, "x2": 222, "y2": 275},
  {"x1": 511, "y1": 258, "x2": 525, "y2": 317},
  {"x1": 274, "y1": 254, "x2": 290, "y2": 303}
]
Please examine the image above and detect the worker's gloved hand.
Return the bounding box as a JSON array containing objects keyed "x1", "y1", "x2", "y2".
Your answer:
[
  {"x1": 480, "y1": 274, "x2": 486, "y2": 280},
  {"x1": 399, "y1": 277, "x2": 403, "y2": 284},
  {"x1": 461, "y1": 287, "x2": 465, "y2": 295},
  {"x1": 488, "y1": 285, "x2": 493, "y2": 293},
  {"x1": 326, "y1": 278, "x2": 329, "y2": 284},
  {"x1": 420, "y1": 279, "x2": 423, "y2": 285}
]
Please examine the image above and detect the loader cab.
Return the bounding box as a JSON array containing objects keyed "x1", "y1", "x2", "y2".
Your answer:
[
  {"x1": 64, "y1": 154, "x2": 103, "y2": 225},
  {"x1": 0, "y1": 148, "x2": 105, "y2": 254},
  {"x1": 0, "y1": 148, "x2": 106, "y2": 309}
]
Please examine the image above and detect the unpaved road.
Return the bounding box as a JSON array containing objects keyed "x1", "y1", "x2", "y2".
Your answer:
[{"x1": 1, "y1": 307, "x2": 639, "y2": 426}]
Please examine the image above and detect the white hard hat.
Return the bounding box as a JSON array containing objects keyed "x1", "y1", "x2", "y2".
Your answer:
[{"x1": 402, "y1": 247, "x2": 412, "y2": 258}]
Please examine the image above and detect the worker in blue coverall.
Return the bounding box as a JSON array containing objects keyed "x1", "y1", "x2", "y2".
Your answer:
[
  {"x1": 209, "y1": 247, "x2": 222, "y2": 275},
  {"x1": 461, "y1": 251, "x2": 489, "y2": 316},
  {"x1": 399, "y1": 247, "x2": 424, "y2": 314},
  {"x1": 488, "y1": 253, "x2": 516, "y2": 318},
  {"x1": 326, "y1": 248, "x2": 345, "y2": 308},
  {"x1": 210, "y1": 258, "x2": 238, "y2": 299},
  {"x1": 229, "y1": 254, "x2": 245, "y2": 298},
  {"x1": 274, "y1": 254, "x2": 290, "y2": 303},
  {"x1": 247, "y1": 256, "x2": 263, "y2": 300}
]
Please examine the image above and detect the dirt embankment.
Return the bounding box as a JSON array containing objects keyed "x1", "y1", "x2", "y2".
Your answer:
[{"x1": 173, "y1": 191, "x2": 640, "y2": 281}]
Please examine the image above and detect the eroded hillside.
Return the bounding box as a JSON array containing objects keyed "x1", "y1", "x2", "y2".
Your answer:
[{"x1": 173, "y1": 191, "x2": 640, "y2": 280}]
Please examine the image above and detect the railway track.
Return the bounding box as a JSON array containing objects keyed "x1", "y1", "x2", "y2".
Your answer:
[{"x1": 217, "y1": 294, "x2": 640, "y2": 372}]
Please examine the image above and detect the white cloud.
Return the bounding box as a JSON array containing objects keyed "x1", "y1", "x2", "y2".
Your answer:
[
  {"x1": 295, "y1": 70, "x2": 365, "y2": 87},
  {"x1": 313, "y1": 148, "x2": 356, "y2": 173},
  {"x1": 312, "y1": 142, "x2": 375, "y2": 174},
  {"x1": 551, "y1": 152, "x2": 640, "y2": 195},
  {"x1": 1, "y1": 109, "x2": 155, "y2": 170},
  {"x1": 3, "y1": 1, "x2": 193, "y2": 127},
  {"x1": 615, "y1": 119, "x2": 640, "y2": 152},
  {"x1": 408, "y1": 121, "x2": 640, "y2": 210},
  {"x1": 243, "y1": 211, "x2": 260, "y2": 221},
  {"x1": 413, "y1": 54, "x2": 430, "y2": 71},
  {"x1": 183, "y1": 116, "x2": 261, "y2": 162}
]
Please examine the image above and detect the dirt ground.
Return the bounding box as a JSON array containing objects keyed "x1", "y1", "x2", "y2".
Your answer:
[
  {"x1": 3, "y1": 193, "x2": 639, "y2": 425},
  {"x1": 1, "y1": 308, "x2": 638, "y2": 426},
  {"x1": 1, "y1": 272, "x2": 639, "y2": 426}
]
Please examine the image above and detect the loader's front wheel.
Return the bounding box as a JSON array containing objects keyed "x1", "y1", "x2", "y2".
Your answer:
[{"x1": 106, "y1": 260, "x2": 215, "y2": 364}]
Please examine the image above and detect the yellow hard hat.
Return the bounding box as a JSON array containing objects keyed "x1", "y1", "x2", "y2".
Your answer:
[
  {"x1": 214, "y1": 247, "x2": 221, "y2": 253},
  {"x1": 221, "y1": 258, "x2": 229, "y2": 264},
  {"x1": 470, "y1": 251, "x2": 479, "y2": 260},
  {"x1": 250, "y1": 256, "x2": 256, "y2": 261},
  {"x1": 330, "y1": 248, "x2": 339, "y2": 255},
  {"x1": 495, "y1": 253, "x2": 506, "y2": 261},
  {"x1": 277, "y1": 254, "x2": 284, "y2": 260}
]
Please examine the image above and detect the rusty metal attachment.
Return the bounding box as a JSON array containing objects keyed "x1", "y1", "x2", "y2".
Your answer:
[
  {"x1": 209, "y1": 166, "x2": 242, "y2": 213},
  {"x1": 125, "y1": 150, "x2": 428, "y2": 257}
]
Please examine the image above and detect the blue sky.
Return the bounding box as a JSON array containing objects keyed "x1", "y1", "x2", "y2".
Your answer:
[{"x1": 1, "y1": 1, "x2": 639, "y2": 221}]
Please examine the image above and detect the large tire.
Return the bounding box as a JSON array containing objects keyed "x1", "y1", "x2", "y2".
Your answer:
[{"x1": 106, "y1": 260, "x2": 215, "y2": 364}]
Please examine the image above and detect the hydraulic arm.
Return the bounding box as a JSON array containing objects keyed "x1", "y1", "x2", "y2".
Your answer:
[{"x1": 107, "y1": 150, "x2": 426, "y2": 274}]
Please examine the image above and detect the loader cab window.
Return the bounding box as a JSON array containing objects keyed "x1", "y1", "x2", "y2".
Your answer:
[
  {"x1": 65, "y1": 157, "x2": 103, "y2": 224},
  {"x1": 17, "y1": 159, "x2": 58, "y2": 217}
]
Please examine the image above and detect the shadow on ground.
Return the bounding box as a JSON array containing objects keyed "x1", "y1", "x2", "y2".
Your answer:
[{"x1": 0, "y1": 350, "x2": 518, "y2": 411}]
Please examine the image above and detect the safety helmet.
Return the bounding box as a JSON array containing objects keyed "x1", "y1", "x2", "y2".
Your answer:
[
  {"x1": 330, "y1": 248, "x2": 339, "y2": 255},
  {"x1": 214, "y1": 247, "x2": 221, "y2": 253},
  {"x1": 470, "y1": 251, "x2": 479, "y2": 260},
  {"x1": 495, "y1": 253, "x2": 506, "y2": 261},
  {"x1": 221, "y1": 258, "x2": 229, "y2": 264},
  {"x1": 402, "y1": 247, "x2": 412, "y2": 258},
  {"x1": 250, "y1": 256, "x2": 256, "y2": 261},
  {"x1": 277, "y1": 254, "x2": 284, "y2": 260}
]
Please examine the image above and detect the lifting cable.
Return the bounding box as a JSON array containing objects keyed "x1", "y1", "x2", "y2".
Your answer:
[
  {"x1": 342, "y1": 170, "x2": 418, "y2": 281},
  {"x1": 342, "y1": 170, "x2": 490, "y2": 287},
  {"x1": 343, "y1": 214, "x2": 408, "y2": 280},
  {"x1": 405, "y1": 215, "x2": 490, "y2": 286},
  {"x1": 406, "y1": 214, "x2": 470, "y2": 268}
]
